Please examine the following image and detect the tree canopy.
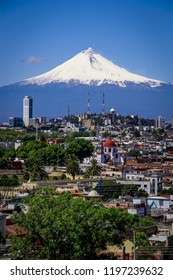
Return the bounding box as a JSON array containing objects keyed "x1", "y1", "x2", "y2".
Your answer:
[
  {"x1": 0, "y1": 174, "x2": 20, "y2": 187},
  {"x1": 16, "y1": 141, "x2": 47, "y2": 159},
  {"x1": 15, "y1": 139, "x2": 94, "y2": 165},
  {"x1": 66, "y1": 138, "x2": 94, "y2": 161},
  {"x1": 10, "y1": 189, "x2": 137, "y2": 260}
]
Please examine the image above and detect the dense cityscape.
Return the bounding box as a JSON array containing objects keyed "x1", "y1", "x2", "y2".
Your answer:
[
  {"x1": 1, "y1": 0, "x2": 173, "y2": 266},
  {"x1": 0, "y1": 94, "x2": 173, "y2": 260}
]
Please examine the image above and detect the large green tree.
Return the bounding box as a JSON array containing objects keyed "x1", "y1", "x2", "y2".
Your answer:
[
  {"x1": 10, "y1": 190, "x2": 136, "y2": 260},
  {"x1": 66, "y1": 138, "x2": 94, "y2": 161},
  {"x1": 16, "y1": 141, "x2": 47, "y2": 159},
  {"x1": 16, "y1": 140, "x2": 65, "y2": 166},
  {"x1": 35, "y1": 145, "x2": 65, "y2": 166}
]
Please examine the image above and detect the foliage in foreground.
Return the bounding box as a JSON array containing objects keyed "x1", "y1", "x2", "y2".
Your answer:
[{"x1": 10, "y1": 190, "x2": 137, "y2": 260}]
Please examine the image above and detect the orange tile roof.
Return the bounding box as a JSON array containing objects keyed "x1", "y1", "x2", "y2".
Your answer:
[{"x1": 6, "y1": 225, "x2": 28, "y2": 237}]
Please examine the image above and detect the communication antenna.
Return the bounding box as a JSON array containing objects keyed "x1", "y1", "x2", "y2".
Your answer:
[
  {"x1": 68, "y1": 105, "x2": 70, "y2": 116},
  {"x1": 87, "y1": 92, "x2": 91, "y2": 114},
  {"x1": 102, "y1": 92, "x2": 105, "y2": 114}
]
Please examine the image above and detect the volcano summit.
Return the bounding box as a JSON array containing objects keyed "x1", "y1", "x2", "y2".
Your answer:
[
  {"x1": 0, "y1": 48, "x2": 172, "y2": 122},
  {"x1": 22, "y1": 47, "x2": 164, "y2": 88}
]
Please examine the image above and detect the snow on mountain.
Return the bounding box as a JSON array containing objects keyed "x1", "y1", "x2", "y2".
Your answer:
[{"x1": 22, "y1": 48, "x2": 165, "y2": 87}]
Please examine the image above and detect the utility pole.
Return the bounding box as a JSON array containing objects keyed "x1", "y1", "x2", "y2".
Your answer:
[
  {"x1": 36, "y1": 123, "x2": 39, "y2": 141},
  {"x1": 67, "y1": 105, "x2": 70, "y2": 116},
  {"x1": 133, "y1": 229, "x2": 136, "y2": 260}
]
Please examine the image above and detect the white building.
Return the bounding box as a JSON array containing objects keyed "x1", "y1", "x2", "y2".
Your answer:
[
  {"x1": 147, "y1": 196, "x2": 171, "y2": 211},
  {"x1": 117, "y1": 173, "x2": 162, "y2": 195},
  {"x1": 155, "y1": 116, "x2": 165, "y2": 128},
  {"x1": 95, "y1": 139, "x2": 126, "y2": 164},
  {"x1": 23, "y1": 96, "x2": 33, "y2": 127}
]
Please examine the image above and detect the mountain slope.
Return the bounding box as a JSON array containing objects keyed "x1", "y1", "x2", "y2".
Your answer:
[
  {"x1": 22, "y1": 48, "x2": 165, "y2": 88},
  {"x1": 0, "y1": 48, "x2": 172, "y2": 123}
]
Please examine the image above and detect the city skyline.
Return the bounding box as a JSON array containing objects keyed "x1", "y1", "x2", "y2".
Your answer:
[{"x1": 1, "y1": 0, "x2": 173, "y2": 87}]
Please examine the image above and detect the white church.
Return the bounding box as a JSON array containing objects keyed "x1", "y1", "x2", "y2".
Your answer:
[{"x1": 96, "y1": 139, "x2": 126, "y2": 165}]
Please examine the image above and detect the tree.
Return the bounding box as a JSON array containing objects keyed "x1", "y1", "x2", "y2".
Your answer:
[
  {"x1": 46, "y1": 145, "x2": 65, "y2": 166},
  {"x1": 0, "y1": 158, "x2": 8, "y2": 169},
  {"x1": 0, "y1": 174, "x2": 20, "y2": 187},
  {"x1": 71, "y1": 131, "x2": 90, "y2": 138},
  {"x1": 128, "y1": 150, "x2": 141, "y2": 159},
  {"x1": 65, "y1": 155, "x2": 80, "y2": 180},
  {"x1": 138, "y1": 216, "x2": 156, "y2": 227},
  {"x1": 135, "y1": 232, "x2": 151, "y2": 249},
  {"x1": 16, "y1": 141, "x2": 47, "y2": 159},
  {"x1": 0, "y1": 147, "x2": 16, "y2": 169},
  {"x1": 10, "y1": 190, "x2": 136, "y2": 259},
  {"x1": 66, "y1": 138, "x2": 94, "y2": 161},
  {"x1": 85, "y1": 159, "x2": 101, "y2": 177},
  {"x1": 24, "y1": 157, "x2": 48, "y2": 182},
  {"x1": 102, "y1": 131, "x2": 111, "y2": 138},
  {"x1": 0, "y1": 147, "x2": 5, "y2": 158},
  {"x1": 3, "y1": 148, "x2": 16, "y2": 160},
  {"x1": 136, "y1": 189, "x2": 148, "y2": 197}
]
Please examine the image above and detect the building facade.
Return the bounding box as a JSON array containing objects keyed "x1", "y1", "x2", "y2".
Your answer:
[
  {"x1": 23, "y1": 96, "x2": 33, "y2": 127},
  {"x1": 9, "y1": 117, "x2": 23, "y2": 127}
]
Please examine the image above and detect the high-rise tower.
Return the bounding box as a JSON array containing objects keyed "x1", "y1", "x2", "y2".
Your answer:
[{"x1": 23, "y1": 96, "x2": 33, "y2": 127}]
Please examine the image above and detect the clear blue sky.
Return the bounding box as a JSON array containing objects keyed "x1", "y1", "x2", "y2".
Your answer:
[{"x1": 1, "y1": 0, "x2": 173, "y2": 86}]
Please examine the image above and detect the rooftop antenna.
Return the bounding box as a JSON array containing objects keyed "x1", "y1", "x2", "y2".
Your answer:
[
  {"x1": 68, "y1": 105, "x2": 70, "y2": 116},
  {"x1": 102, "y1": 92, "x2": 105, "y2": 115}
]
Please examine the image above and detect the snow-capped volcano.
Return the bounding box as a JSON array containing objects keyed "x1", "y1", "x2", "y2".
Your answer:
[{"x1": 22, "y1": 48, "x2": 164, "y2": 87}]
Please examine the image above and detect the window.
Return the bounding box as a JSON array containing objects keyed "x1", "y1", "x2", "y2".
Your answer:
[
  {"x1": 152, "y1": 179, "x2": 156, "y2": 187},
  {"x1": 159, "y1": 200, "x2": 163, "y2": 207}
]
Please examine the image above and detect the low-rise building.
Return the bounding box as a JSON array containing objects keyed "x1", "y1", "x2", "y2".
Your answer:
[
  {"x1": 147, "y1": 196, "x2": 172, "y2": 212},
  {"x1": 117, "y1": 173, "x2": 162, "y2": 195}
]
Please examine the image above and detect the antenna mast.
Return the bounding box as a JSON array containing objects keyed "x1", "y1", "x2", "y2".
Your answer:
[
  {"x1": 102, "y1": 92, "x2": 105, "y2": 114},
  {"x1": 87, "y1": 92, "x2": 91, "y2": 114}
]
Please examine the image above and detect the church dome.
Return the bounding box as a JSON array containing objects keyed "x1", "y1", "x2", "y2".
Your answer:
[
  {"x1": 88, "y1": 190, "x2": 101, "y2": 197},
  {"x1": 104, "y1": 140, "x2": 116, "y2": 147}
]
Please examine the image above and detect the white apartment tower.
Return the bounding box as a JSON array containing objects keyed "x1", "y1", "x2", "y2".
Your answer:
[
  {"x1": 155, "y1": 116, "x2": 165, "y2": 128},
  {"x1": 23, "y1": 96, "x2": 33, "y2": 127}
]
